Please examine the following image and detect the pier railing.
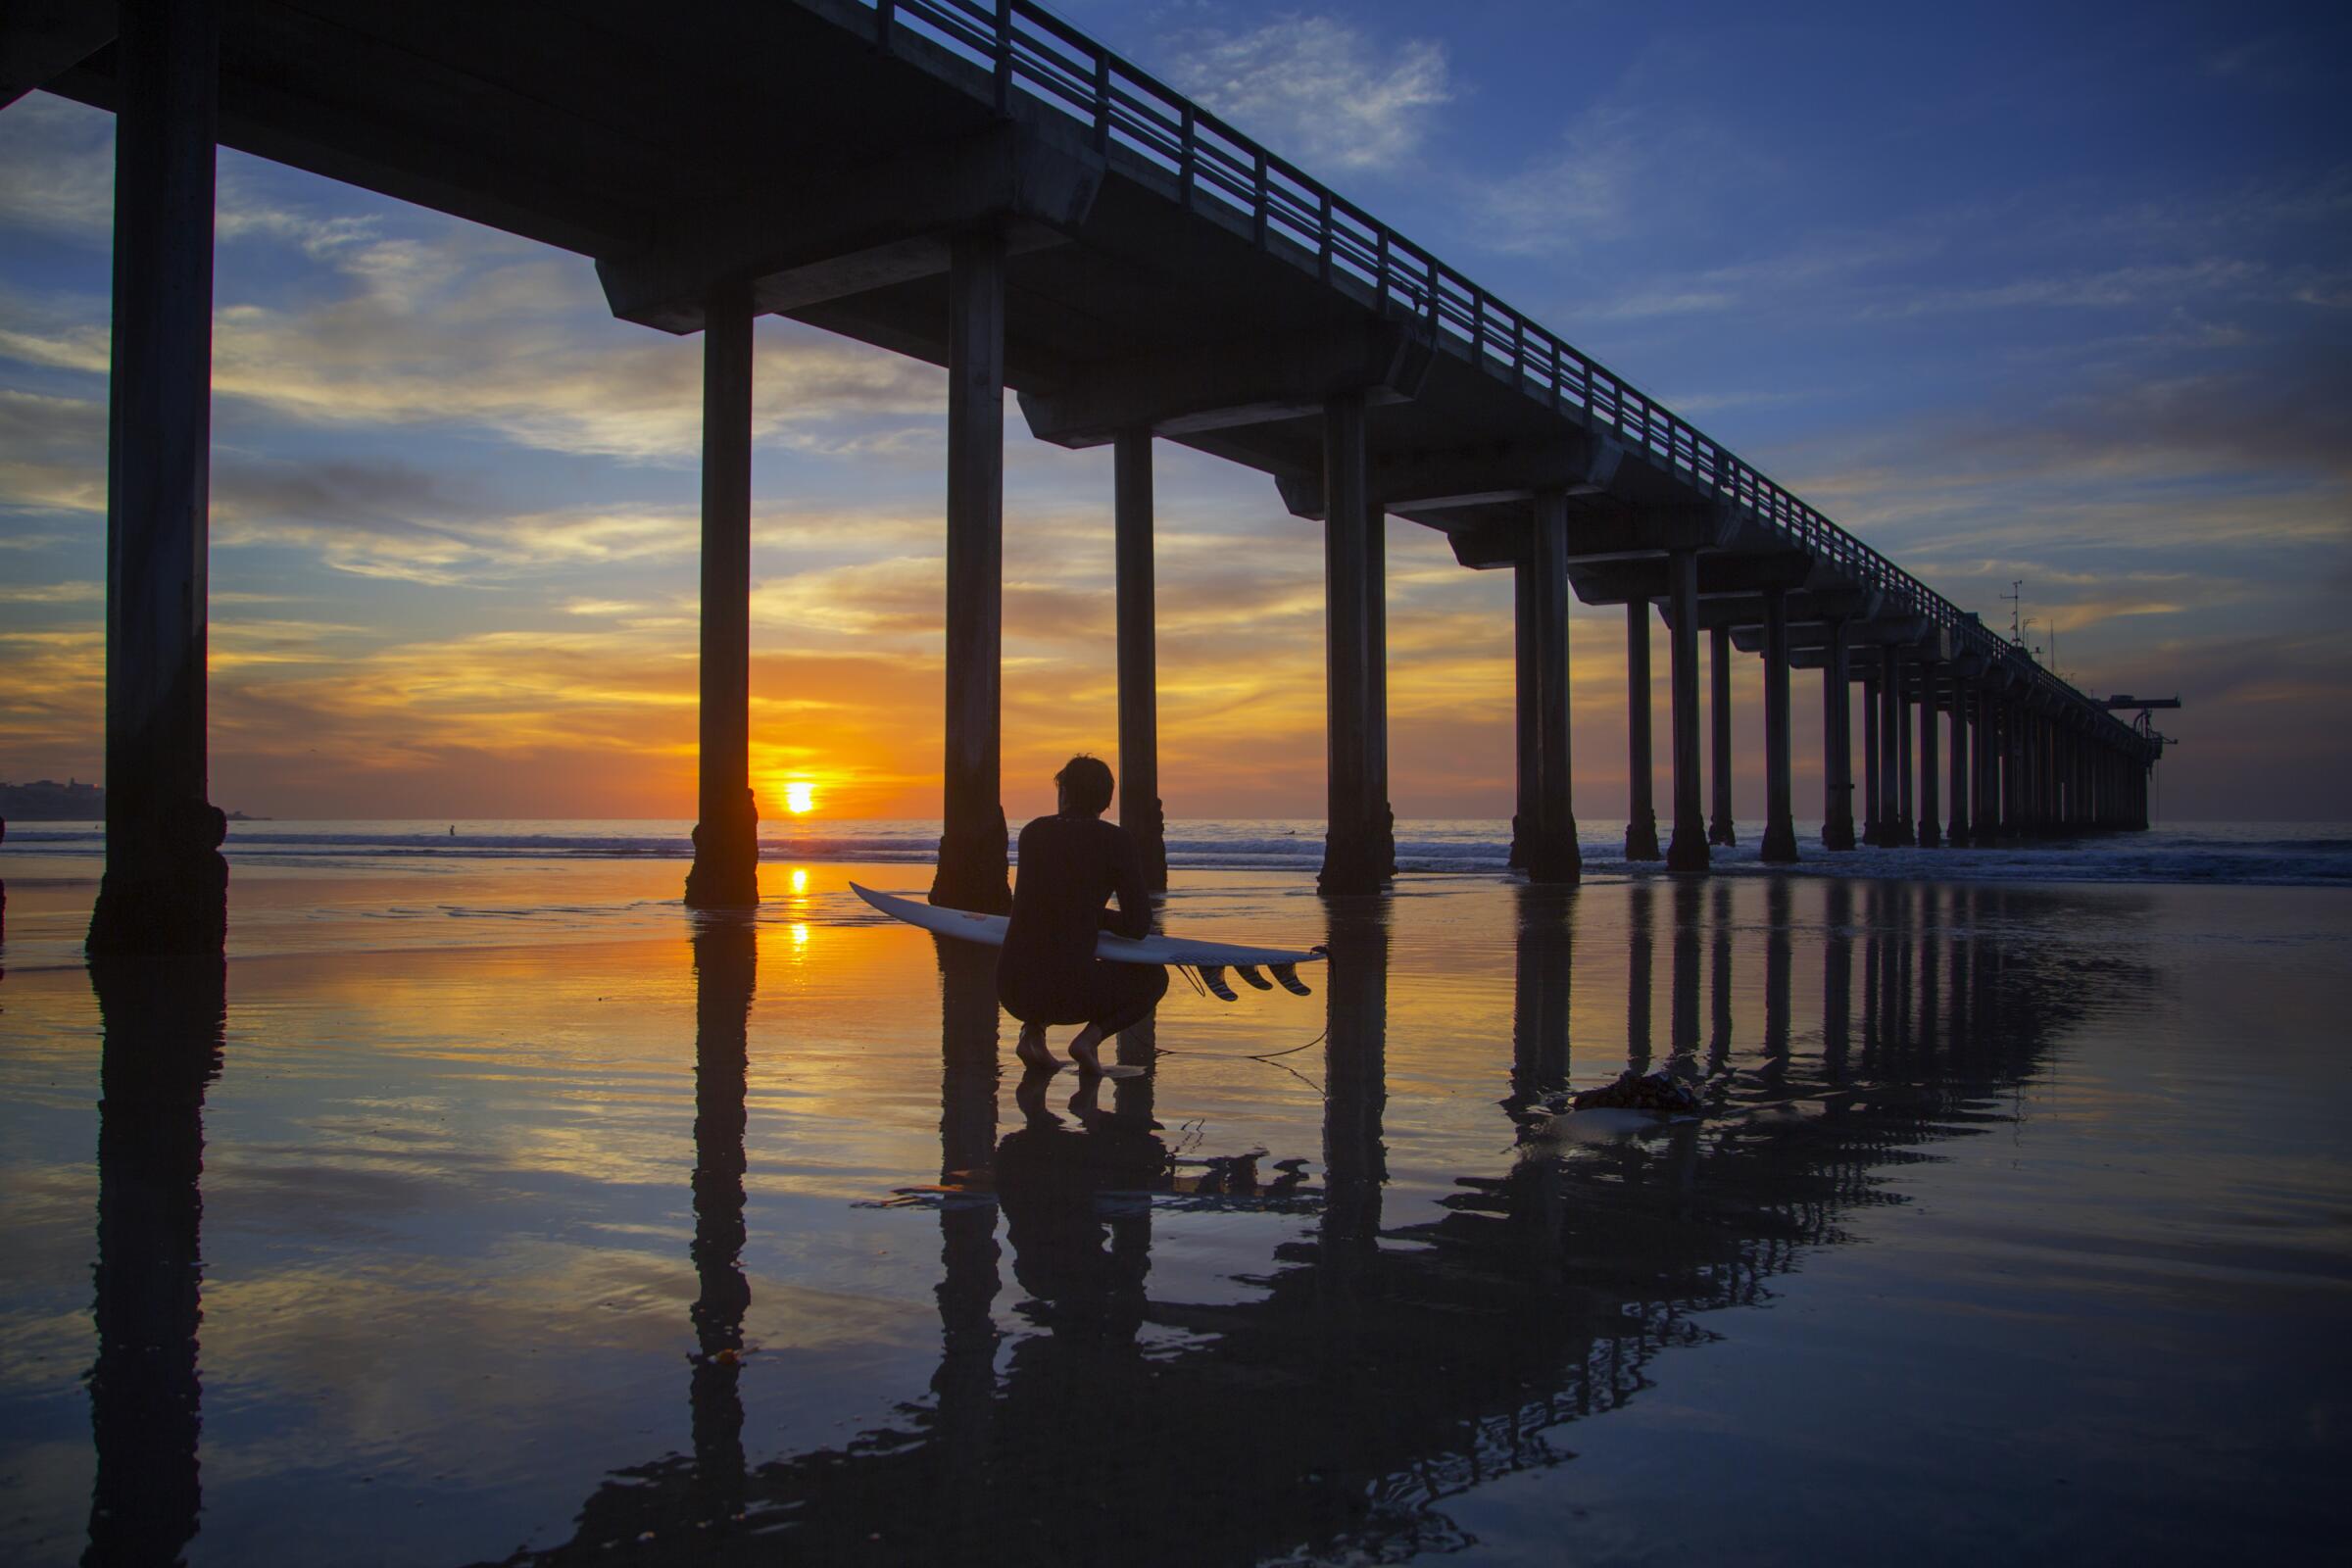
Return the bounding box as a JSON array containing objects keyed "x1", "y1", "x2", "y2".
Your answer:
[{"x1": 854, "y1": 0, "x2": 2145, "y2": 750}]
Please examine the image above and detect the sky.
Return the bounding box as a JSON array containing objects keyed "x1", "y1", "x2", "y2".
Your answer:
[{"x1": 1, "y1": 0, "x2": 2346, "y2": 822}]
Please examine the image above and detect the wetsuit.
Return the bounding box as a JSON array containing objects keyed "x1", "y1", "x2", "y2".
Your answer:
[{"x1": 997, "y1": 812, "x2": 1167, "y2": 1037}]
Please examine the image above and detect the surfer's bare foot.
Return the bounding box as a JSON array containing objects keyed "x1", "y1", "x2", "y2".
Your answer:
[
  {"x1": 1016, "y1": 1023, "x2": 1059, "y2": 1074},
  {"x1": 1067, "y1": 1024, "x2": 1107, "y2": 1076}
]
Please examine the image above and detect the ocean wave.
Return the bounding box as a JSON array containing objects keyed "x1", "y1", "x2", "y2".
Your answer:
[{"x1": 5, "y1": 818, "x2": 2348, "y2": 887}]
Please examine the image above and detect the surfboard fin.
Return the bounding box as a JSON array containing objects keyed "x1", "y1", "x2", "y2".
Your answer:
[
  {"x1": 1199, "y1": 965, "x2": 1239, "y2": 1002},
  {"x1": 1270, "y1": 963, "x2": 1312, "y2": 997},
  {"x1": 1235, "y1": 964, "x2": 1273, "y2": 991}
]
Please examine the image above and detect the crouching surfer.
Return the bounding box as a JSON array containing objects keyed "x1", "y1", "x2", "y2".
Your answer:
[{"x1": 999, "y1": 755, "x2": 1167, "y2": 1077}]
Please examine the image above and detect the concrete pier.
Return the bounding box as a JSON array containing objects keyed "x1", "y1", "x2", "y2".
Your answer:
[
  {"x1": 1707, "y1": 625, "x2": 1737, "y2": 848},
  {"x1": 1893, "y1": 655, "x2": 1916, "y2": 846},
  {"x1": 1525, "y1": 490, "x2": 1581, "y2": 884},
  {"x1": 1821, "y1": 620, "x2": 1857, "y2": 850},
  {"x1": 1947, "y1": 674, "x2": 1972, "y2": 846},
  {"x1": 1861, "y1": 667, "x2": 1883, "y2": 846},
  {"x1": 1880, "y1": 648, "x2": 1910, "y2": 847},
  {"x1": 1761, "y1": 587, "x2": 1798, "y2": 863},
  {"x1": 86, "y1": 0, "x2": 227, "y2": 956},
  {"x1": 1509, "y1": 564, "x2": 1539, "y2": 869},
  {"x1": 1918, "y1": 666, "x2": 1941, "y2": 848},
  {"x1": 25, "y1": 0, "x2": 2168, "y2": 935},
  {"x1": 1624, "y1": 599, "x2": 1662, "y2": 861},
  {"x1": 1318, "y1": 389, "x2": 1387, "y2": 895},
  {"x1": 1665, "y1": 552, "x2": 1711, "y2": 874},
  {"x1": 930, "y1": 233, "x2": 1011, "y2": 913},
  {"x1": 683, "y1": 282, "x2": 760, "y2": 909},
  {"x1": 1112, "y1": 429, "x2": 1167, "y2": 890}
]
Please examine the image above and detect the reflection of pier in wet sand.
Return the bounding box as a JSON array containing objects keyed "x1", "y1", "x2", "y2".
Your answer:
[{"x1": 409, "y1": 882, "x2": 2149, "y2": 1565}]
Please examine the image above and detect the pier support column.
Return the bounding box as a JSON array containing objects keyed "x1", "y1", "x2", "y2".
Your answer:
[
  {"x1": 1624, "y1": 599, "x2": 1661, "y2": 860},
  {"x1": 1860, "y1": 666, "x2": 1882, "y2": 845},
  {"x1": 1894, "y1": 656, "x2": 1916, "y2": 845},
  {"x1": 1366, "y1": 489, "x2": 1396, "y2": 879},
  {"x1": 1318, "y1": 390, "x2": 1387, "y2": 895},
  {"x1": 1509, "y1": 564, "x2": 1539, "y2": 868},
  {"x1": 1821, "y1": 618, "x2": 1856, "y2": 850},
  {"x1": 88, "y1": 0, "x2": 227, "y2": 956},
  {"x1": 1983, "y1": 683, "x2": 2004, "y2": 837},
  {"x1": 1947, "y1": 675, "x2": 1972, "y2": 846},
  {"x1": 1113, "y1": 429, "x2": 1166, "y2": 890},
  {"x1": 1879, "y1": 648, "x2": 1907, "y2": 846},
  {"x1": 1761, "y1": 586, "x2": 1798, "y2": 863},
  {"x1": 1664, "y1": 550, "x2": 1710, "y2": 874},
  {"x1": 1707, "y1": 625, "x2": 1737, "y2": 847},
  {"x1": 2015, "y1": 708, "x2": 2032, "y2": 834},
  {"x1": 930, "y1": 234, "x2": 1012, "y2": 912},
  {"x1": 1918, "y1": 665, "x2": 1941, "y2": 848},
  {"x1": 683, "y1": 282, "x2": 760, "y2": 909},
  {"x1": 1526, "y1": 489, "x2": 1581, "y2": 884}
]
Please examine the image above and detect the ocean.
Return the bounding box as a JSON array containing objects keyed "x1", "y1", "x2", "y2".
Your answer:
[{"x1": 8, "y1": 813, "x2": 2351, "y2": 882}]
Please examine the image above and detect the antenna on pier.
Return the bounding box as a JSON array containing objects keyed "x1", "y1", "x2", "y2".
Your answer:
[{"x1": 2001, "y1": 580, "x2": 2024, "y2": 646}]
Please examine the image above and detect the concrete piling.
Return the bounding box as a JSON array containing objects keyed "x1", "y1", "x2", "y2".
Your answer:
[{"x1": 87, "y1": 0, "x2": 228, "y2": 956}]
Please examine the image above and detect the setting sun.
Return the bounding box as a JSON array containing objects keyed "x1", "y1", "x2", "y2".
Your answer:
[{"x1": 783, "y1": 780, "x2": 816, "y2": 814}]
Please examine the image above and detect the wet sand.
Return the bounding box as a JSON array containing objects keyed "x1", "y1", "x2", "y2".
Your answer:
[{"x1": 1, "y1": 862, "x2": 2346, "y2": 1564}]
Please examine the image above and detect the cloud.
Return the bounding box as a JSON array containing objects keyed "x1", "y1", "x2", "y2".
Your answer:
[
  {"x1": 0, "y1": 95, "x2": 114, "y2": 239},
  {"x1": 0, "y1": 232, "x2": 947, "y2": 464},
  {"x1": 1469, "y1": 104, "x2": 1645, "y2": 256},
  {"x1": 1160, "y1": 16, "x2": 1450, "y2": 176}
]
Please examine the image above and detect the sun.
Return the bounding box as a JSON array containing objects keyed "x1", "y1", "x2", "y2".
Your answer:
[{"x1": 783, "y1": 780, "x2": 816, "y2": 815}]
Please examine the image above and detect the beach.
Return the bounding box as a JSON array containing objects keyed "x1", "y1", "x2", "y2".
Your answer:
[{"x1": 1, "y1": 831, "x2": 2347, "y2": 1563}]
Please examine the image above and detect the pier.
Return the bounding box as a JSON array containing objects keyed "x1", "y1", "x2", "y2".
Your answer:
[{"x1": 9, "y1": 0, "x2": 2163, "y2": 950}]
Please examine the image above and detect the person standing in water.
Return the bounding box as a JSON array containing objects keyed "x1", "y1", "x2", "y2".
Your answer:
[{"x1": 998, "y1": 756, "x2": 1166, "y2": 1076}]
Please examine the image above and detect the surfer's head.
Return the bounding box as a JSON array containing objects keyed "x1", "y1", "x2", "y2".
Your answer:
[{"x1": 1054, "y1": 755, "x2": 1114, "y2": 816}]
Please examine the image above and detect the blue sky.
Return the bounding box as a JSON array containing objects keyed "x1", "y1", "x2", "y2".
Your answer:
[{"x1": 1, "y1": 0, "x2": 2345, "y2": 819}]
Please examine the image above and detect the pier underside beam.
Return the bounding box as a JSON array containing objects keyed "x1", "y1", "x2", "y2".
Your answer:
[
  {"x1": 683, "y1": 281, "x2": 760, "y2": 910},
  {"x1": 1031, "y1": 320, "x2": 1431, "y2": 453},
  {"x1": 88, "y1": 0, "x2": 227, "y2": 956},
  {"x1": 930, "y1": 234, "x2": 1012, "y2": 913}
]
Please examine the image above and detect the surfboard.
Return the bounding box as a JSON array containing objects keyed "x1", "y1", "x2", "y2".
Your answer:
[{"x1": 850, "y1": 882, "x2": 1323, "y2": 997}]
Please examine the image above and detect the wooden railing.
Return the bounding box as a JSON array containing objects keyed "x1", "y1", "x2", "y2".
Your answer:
[{"x1": 853, "y1": 0, "x2": 2149, "y2": 752}]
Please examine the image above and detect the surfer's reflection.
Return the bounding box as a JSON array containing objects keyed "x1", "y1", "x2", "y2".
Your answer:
[
  {"x1": 686, "y1": 916, "x2": 755, "y2": 1527},
  {"x1": 84, "y1": 956, "x2": 224, "y2": 1568},
  {"x1": 997, "y1": 1075, "x2": 1163, "y2": 1342}
]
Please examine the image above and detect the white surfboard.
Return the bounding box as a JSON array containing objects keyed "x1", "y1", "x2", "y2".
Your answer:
[{"x1": 850, "y1": 882, "x2": 1323, "y2": 997}]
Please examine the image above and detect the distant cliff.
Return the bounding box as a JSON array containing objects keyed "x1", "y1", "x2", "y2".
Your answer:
[
  {"x1": 0, "y1": 780, "x2": 261, "y2": 821},
  {"x1": 1, "y1": 778, "x2": 105, "y2": 819}
]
